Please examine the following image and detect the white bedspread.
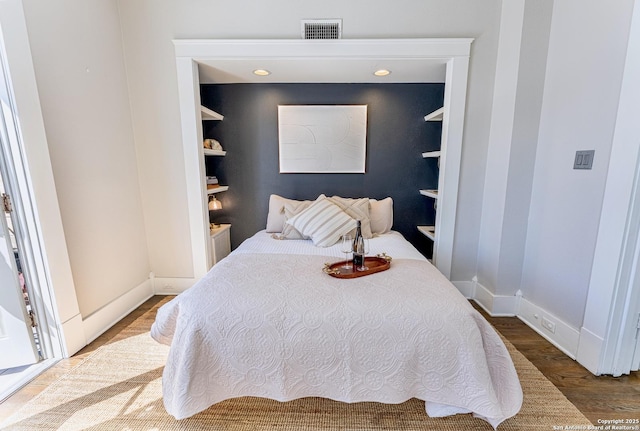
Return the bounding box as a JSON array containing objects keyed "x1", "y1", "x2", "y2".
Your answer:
[
  {"x1": 234, "y1": 230, "x2": 428, "y2": 261},
  {"x1": 151, "y1": 232, "x2": 522, "y2": 428}
]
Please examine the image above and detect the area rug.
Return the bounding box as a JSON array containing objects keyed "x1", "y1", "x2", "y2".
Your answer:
[{"x1": 1, "y1": 298, "x2": 592, "y2": 430}]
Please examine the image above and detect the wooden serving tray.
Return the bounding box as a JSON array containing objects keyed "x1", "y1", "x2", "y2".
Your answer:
[{"x1": 323, "y1": 256, "x2": 391, "y2": 279}]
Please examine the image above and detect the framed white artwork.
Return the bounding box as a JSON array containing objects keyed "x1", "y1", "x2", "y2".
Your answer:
[{"x1": 278, "y1": 105, "x2": 367, "y2": 173}]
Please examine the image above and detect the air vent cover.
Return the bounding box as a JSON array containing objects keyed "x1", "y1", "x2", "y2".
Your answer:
[{"x1": 301, "y1": 19, "x2": 342, "y2": 39}]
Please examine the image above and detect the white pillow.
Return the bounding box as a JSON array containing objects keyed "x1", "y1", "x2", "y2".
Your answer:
[
  {"x1": 265, "y1": 194, "x2": 313, "y2": 233},
  {"x1": 327, "y1": 196, "x2": 373, "y2": 239},
  {"x1": 286, "y1": 196, "x2": 357, "y2": 247},
  {"x1": 272, "y1": 200, "x2": 312, "y2": 240},
  {"x1": 370, "y1": 197, "x2": 393, "y2": 235}
]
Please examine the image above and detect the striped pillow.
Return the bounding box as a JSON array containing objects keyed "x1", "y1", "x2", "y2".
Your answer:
[
  {"x1": 286, "y1": 196, "x2": 357, "y2": 247},
  {"x1": 327, "y1": 196, "x2": 373, "y2": 239}
]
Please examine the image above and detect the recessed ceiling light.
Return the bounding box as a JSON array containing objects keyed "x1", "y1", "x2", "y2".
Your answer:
[
  {"x1": 253, "y1": 69, "x2": 271, "y2": 76},
  {"x1": 374, "y1": 69, "x2": 391, "y2": 77}
]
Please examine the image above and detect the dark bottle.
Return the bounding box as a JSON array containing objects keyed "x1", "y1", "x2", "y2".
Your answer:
[{"x1": 352, "y1": 220, "x2": 364, "y2": 269}]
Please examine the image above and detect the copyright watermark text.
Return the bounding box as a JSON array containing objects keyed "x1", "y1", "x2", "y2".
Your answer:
[{"x1": 552, "y1": 419, "x2": 640, "y2": 430}]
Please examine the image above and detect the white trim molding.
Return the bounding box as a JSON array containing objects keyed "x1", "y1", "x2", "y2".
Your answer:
[
  {"x1": 173, "y1": 38, "x2": 473, "y2": 280},
  {"x1": 79, "y1": 275, "x2": 195, "y2": 350},
  {"x1": 175, "y1": 57, "x2": 211, "y2": 280},
  {"x1": 82, "y1": 279, "x2": 154, "y2": 345},
  {"x1": 576, "y1": 327, "x2": 604, "y2": 375},
  {"x1": 471, "y1": 279, "x2": 520, "y2": 317},
  {"x1": 60, "y1": 313, "x2": 85, "y2": 357},
  {"x1": 153, "y1": 276, "x2": 198, "y2": 295},
  {"x1": 174, "y1": 38, "x2": 474, "y2": 60},
  {"x1": 434, "y1": 55, "x2": 470, "y2": 279},
  {"x1": 518, "y1": 297, "x2": 580, "y2": 359},
  {"x1": 457, "y1": 277, "x2": 581, "y2": 360}
]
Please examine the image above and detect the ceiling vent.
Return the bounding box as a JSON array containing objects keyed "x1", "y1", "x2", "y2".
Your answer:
[{"x1": 301, "y1": 19, "x2": 342, "y2": 40}]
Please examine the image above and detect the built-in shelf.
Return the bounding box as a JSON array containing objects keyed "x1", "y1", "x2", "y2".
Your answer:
[
  {"x1": 421, "y1": 107, "x2": 444, "y2": 263},
  {"x1": 207, "y1": 185, "x2": 229, "y2": 195},
  {"x1": 422, "y1": 150, "x2": 441, "y2": 158},
  {"x1": 424, "y1": 107, "x2": 444, "y2": 122},
  {"x1": 419, "y1": 189, "x2": 439, "y2": 199},
  {"x1": 417, "y1": 225, "x2": 436, "y2": 241},
  {"x1": 204, "y1": 149, "x2": 226, "y2": 156},
  {"x1": 201, "y1": 106, "x2": 224, "y2": 121}
]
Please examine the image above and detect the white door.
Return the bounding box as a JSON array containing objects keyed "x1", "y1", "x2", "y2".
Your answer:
[{"x1": 0, "y1": 195, "x2": 38, "y2": 369}]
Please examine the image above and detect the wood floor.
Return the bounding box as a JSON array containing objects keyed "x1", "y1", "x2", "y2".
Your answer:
[
  {"x1": 476, "y1": 304, "x2": 640, "y2": 424},
  {"x1": 0, "y1": 295, "x2": 638, "y2": 424}
]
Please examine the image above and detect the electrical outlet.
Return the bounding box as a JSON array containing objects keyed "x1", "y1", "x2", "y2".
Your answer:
[{"x1": 541, "y1": 316, "x2": 556, "y2": 334}]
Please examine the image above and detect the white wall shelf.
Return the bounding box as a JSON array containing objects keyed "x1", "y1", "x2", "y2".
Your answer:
[
  {"x1": 422, "y1": 150, "x2": 441, "y2": 158},
  {"x1": 204, "y1": 149, "x2": 226, "y2": 156},
  {"x1": 420, "y1": 107, "x2": 444, "y2": 263},
  {"x1": 417, "y1": 225, "x2": 436, "y2": 241},
  {"x1": 206, "y1": 185, "x2": 228, "y2": 195},
  {"x1": 201, "y1": 105, "x2": 224, "y2": 121},
  {"x1": 424, "y1": 107, "x2": 444, "y2": 122},
  {"x1": 419, "y1": 189, "x2": 439, "y2": 199}
]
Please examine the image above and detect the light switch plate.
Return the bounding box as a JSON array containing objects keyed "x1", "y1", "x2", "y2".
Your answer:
[{"x1": 574, "y1": 150, "x2": 595, "y2": 170}]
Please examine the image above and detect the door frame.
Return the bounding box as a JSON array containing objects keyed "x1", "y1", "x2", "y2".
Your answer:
[
  {"x1": 0, "y1": 119, "x2": 40, "y2": 370},
  {"x1": 0, "y1": 46, "x2": 62, "y2": 399},
  {"x1": 597, "y1": 149, "x2": 640, "y2": 376},
  {"x1": 578, "y1": 0, "x2": 640, "y2": 376},
  {"x1": 0, "y1": 29, "x2": 65, "y2": 364}
]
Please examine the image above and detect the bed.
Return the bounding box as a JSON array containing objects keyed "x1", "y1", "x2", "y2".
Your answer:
[{"x1": 151, "y1": 194, "x2": 522, "y2": 428}]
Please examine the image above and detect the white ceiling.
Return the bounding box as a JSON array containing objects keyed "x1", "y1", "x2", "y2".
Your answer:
[{"x1": 197, "y1": 57, "x2": 448, "y2": 84}]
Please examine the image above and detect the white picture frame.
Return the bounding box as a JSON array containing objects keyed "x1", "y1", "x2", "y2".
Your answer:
[{"x1": 278, "y1": 105, "x2": 367, "y2": 173}]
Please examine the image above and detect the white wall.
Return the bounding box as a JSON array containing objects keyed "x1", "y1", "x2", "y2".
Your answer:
[
  {"x1": 520, "y1": 0, "x2": 636, "y2": 329},
  {"x1": 117, "y1": 0, "x2": 504, "y2": 283},
  {"x1": 21, "y1": 0, "x2": 150, "y2": 318}
]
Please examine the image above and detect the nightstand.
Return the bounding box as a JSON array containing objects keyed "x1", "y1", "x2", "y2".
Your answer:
[{"x1": 210, "y1": 224, "x2": 231, "y2": 267}]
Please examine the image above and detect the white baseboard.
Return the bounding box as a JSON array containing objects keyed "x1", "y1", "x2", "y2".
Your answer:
[
  {"x1": 517, "y1": 297, "x2": 580, "y2": 359},
  {"x1": 459, "y1": 277, "x2": 581, "y2": 360},
  {"x1": 152, "y1": 276, "x2": 198, "y2": 294},
  {"x1": 576, "y1": 326, "x2": 603, "y2": 375},
  {"x1": 60, "y1": 313, "x2": 86, "y2": 356},
  {"x1": 73, "y1": 275, "x2": 195, "y2": 355},
  {"x1": 82, "y1": 279, "x2": 154, "y2": 345},
  {"x1": 471, "y1": 280, "x2": 519, "y2": 317}
]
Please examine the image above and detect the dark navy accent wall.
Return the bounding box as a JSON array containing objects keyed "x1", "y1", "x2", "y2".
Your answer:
[{"x1": 200, "y1": 83, "x2": 444, "y2": 258}]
